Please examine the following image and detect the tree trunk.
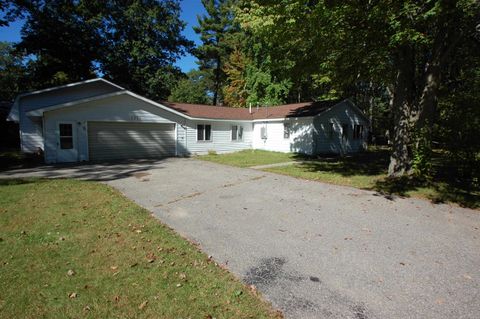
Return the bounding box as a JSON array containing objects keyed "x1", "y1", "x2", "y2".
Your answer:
[
  {"x1": 388, "y1": 45, "x2": 416, "y2": 177},
  {"x1": 213, "y1": 56, "x2": 221, "y2": 106}
]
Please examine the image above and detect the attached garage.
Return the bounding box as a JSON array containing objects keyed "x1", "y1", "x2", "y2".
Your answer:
[{"x1": 87, "y1": 122, "x2": 176, "y2": 161}]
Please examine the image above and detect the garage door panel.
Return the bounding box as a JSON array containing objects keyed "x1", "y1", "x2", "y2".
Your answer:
[{"x1": 88, "y1": 122, "x2": 175, "y2": 161}]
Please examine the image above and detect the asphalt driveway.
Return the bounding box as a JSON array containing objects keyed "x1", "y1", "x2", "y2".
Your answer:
[{"x1": 2, "y1": 158, "x2": 479, "y2": 318}]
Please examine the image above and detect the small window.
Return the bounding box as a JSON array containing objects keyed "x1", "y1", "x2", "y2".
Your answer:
[
  {"x1": 231, "y1": 125, "x2": 238, "y2": 141},
  {"x1": 328, "y1": 123, "x2": 334, "y2": 139},
  {"x1": 59, "y1": 123, "x2": 73, "y2": 149},
  {"x1": 353, "y1": 125, "x2": 364, "y2": 139},
  {"x1": 261, "y1": 126, "x2": 267, "y2": 139},
  {"x1": 231, "y1": 125, "x2": 244, "y2": 141},
  {"x1": 342, "y1": 124, "x2": 349, "y2": 139},
  {"x1": 197, "y1": 124, "x2": 212, "y2": 141},
  {"x1": 283, "y1": 123, "x2": 290, "y2": 139}
]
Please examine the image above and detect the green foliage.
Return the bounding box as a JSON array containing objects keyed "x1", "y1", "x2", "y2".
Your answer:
[
  {"x1": 168, "y1": 70, "x2": 212, "y2": 104},
  {"x1": 194, "y1": 0, "x2": 236, "y2": 105},
  {"x1": 5, "y1": 0, "x2": 192, "y2": 99},
  {"x1": 0, "y1": 41, "x2": 28, "y2": 101},
  {"x1": 97, "y1": 0, "x2": 193, "y2": 99}
]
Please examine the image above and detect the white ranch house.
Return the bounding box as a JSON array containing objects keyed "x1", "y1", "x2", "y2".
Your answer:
[{"x1": 7, "y1": 78, "x2": 369, "y2": 163}]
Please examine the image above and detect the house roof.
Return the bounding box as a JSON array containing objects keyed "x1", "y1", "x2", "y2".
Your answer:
[
  {"x1": 7, "y1": 78, "x2": 124, "y2": 122},
  {"x1": 162, "y1": 100, "x2": 342, "y2": 120}
]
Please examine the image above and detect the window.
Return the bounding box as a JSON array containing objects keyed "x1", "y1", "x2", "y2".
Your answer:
[
  {"x1": 283, "y1": 123, "x2": 290, "y2": 139},
  {"x1": 261, "y1": 126, "x2": 267, "y2": 139},
  {"x1": 231, "y1": 125, "x2": 238, "y2": 141},
  {"x1": 328, "y1": 123, "x2": 334, "y2": 139},
  {"x1": 59, "y1": 123, "x2": 73, "y2": 149},
  {"x1": 342, "y1": 124, "x2": 349, "y2": 139},
  {"x1": 197, "y1": 124, "x2": 212, "y2": 141},
  {"x1": 353, "y1": 125, "x2": 364, "y2": 139},
  {"x1": 231, "y1": 125, "x2": 244, "y2": 141}
]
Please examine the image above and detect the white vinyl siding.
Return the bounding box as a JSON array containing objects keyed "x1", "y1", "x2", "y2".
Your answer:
[
  {"x1": 253, "y1": 118, "x2": 314, "y2": 154},
  {"x1": 43, "y1": 94, "x2": 185, "y2": 163},
  {"x1": 186, "y1": 120, "x2": 252, "y2": 154},
  {"x1": 18, "y1": 80, "x2": 122, "y2": 154},
  {"x1": 312, "y1": 100, "x2": 368, "y2": 154}
]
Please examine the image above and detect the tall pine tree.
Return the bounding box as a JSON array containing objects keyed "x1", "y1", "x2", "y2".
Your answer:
[{"x1": 194, "y1": 0, "x2": 234, "y2": 105}]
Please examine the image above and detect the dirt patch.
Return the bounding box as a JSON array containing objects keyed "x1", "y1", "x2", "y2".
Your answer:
[{"x1": 132, "y1": 172, "x2": 151, "y2": 179}]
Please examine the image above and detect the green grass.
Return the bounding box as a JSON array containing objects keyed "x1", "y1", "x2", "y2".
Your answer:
[
  {"x1": 0, "y1": 179, "x2": 281, "y2": 319},
  {"x1": 198, "y1": 149, "x2": 296, "y2": 167},
  {"x1": 202, "y1": 148, "x2": 480, "y2": 209}
]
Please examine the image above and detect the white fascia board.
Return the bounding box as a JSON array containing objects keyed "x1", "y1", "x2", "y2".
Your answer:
[
  {"x1": 252, "y1": 116, "x2": 314, "y2": 123},
  {"x1": 6, "y1": 96, "x2": 20, "y2": 122},
  {"x1": 26, "y1": 90, "x2": 127, "y2": 116},
  {"x1": 19, "y1": 78, "x2": 123, "y2": 100},
  {"x1": 344, "y1": 98, "x2": 371, "y2": 124},
  {"x1": 8, "y1": 78, "x2": 124, "y2": 122}
]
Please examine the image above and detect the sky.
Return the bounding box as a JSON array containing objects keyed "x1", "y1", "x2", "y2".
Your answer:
[{"x1": 0, "y1": 0, "x2": 206, "y2": 73}]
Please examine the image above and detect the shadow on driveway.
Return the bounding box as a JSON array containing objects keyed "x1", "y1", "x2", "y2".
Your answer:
[{"x1": 0, "y1": 158, "x2": 173, "y2": 181}]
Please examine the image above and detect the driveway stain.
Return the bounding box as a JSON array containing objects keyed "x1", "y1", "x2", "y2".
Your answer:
[
  {"x1": 244, "y1": 257, "x2": 374, "y2": 318},
  {"x1": 244, "y1": 257, "x2": 287, "y2": 287}
]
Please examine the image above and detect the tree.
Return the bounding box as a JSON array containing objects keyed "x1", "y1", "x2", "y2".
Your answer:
[
  {"x1": 237, "y1": 0, "x2": 480, "y2": 177},
  {"x1": 0, "y1": 41, "x2": 28, "y2": 101},
  {"x1": 9, "y1": 0, "x2": 192, "y2": 98},
  {"x1": 168, "y1": 70, "x2": 212, "y2": 104},
  {"x1": 194, "y1": 0, "x2": 235, "y2": 105},
  {"x1": 14, "y1": 0, "x2": 100, "y2": 87},
  {"x1": 98, "y1": 0, "x2": 193, "y2": 99}
]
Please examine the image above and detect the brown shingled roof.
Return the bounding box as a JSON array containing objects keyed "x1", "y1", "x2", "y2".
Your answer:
[{"x1": 162, "y1": 100, "x2": 341, "y2": 120}]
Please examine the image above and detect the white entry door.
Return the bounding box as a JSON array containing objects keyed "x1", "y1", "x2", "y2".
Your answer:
[{"x1": 57, "y1": 122, "x2": 78, "y2": 162}]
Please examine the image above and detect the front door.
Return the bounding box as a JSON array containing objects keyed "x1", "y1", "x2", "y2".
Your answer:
[{"x1": 57, "y1": 122, "x2": 78, "y2": 162}]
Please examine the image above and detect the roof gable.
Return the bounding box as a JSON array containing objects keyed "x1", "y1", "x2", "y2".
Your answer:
[{"x1": 7, "y1": 78, "x2": 124, "y2": 122}]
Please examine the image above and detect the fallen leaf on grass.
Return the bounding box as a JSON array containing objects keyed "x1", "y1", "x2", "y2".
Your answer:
[
  {"x1": 138, "y1": 300, "x2": 148, "y2": 309},
  {"x1": 68, "y1": 292, "x2": 77, "y2": 299},
  {"x1": 110, "y1": 266, "x2": 118, "y2": 271}
]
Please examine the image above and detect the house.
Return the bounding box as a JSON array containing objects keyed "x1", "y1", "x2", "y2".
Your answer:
[{"x1": 7, "y1": 78, "x2": 369, "y2": 163}]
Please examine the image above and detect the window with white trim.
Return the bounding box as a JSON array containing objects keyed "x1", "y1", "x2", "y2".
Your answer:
[
  {"x1": 283, "y1": 123, "x2": 290, "y2": 139},
  {"x1": 59, "y1": 123, "x2": 73, "y2": 149},
  {"x1": 197, "y1": 124, "x2": 211, "y2": 141},
  {"x1": 231, "y1": 125, "x2": 243, "y2": 141}
]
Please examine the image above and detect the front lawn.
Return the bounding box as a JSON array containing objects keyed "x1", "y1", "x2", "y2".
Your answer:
[
  {"x1": 198, "y1": 149, "x2": 296, "y2": 167},
  {"x1": 201, "y1": 148, "x2": 479, "y2": 208},
  {"x1": 0, "y1": 179, "x2": 280, "y2": 318}
]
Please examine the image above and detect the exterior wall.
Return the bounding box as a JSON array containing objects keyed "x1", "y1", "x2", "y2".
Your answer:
[
  {"x1": 43, "y1": 94, "x2": 187, "y2": 163},
  {"x1": 313, "y1": 101, "x2": 369, "y2": 154},
  {"x1": 19, "y1": 81, "x2": 121, "y2": 153},
  {"x1": 184, "y1": 119, "x2": 253, "y2": 155},
  {"x1": 252, "y1": 118, "x2": 314, "y2": 154}
]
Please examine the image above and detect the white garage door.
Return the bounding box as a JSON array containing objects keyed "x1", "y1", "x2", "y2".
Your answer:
[{"x1": 88, "y1": 122, "x2": 176, "y2": 161}]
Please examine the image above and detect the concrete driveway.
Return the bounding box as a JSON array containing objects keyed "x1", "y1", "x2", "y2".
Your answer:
[{"x1": 1, "y1": 158, "x2": 479, "y2": 318}]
